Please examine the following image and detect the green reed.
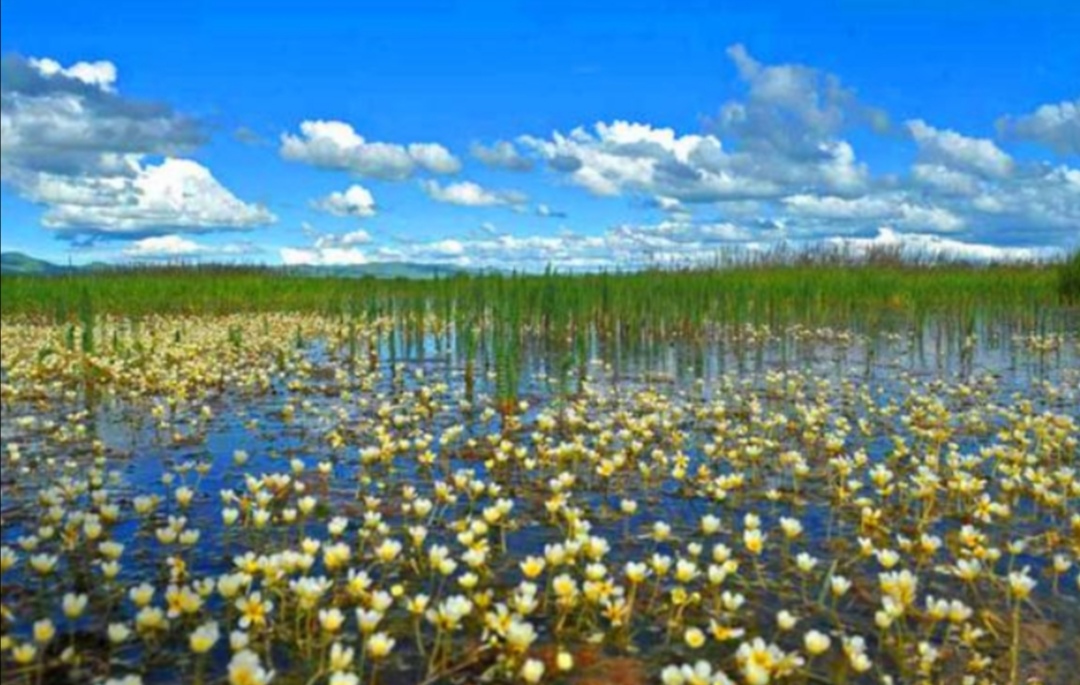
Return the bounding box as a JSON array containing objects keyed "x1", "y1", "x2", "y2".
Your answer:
[
  {"x1": 1060, "y1": 250, "x2": 1080, "y2": 304},
  {"x1": 1, "y1": 259, "x2": 1067, "y2": 348}
]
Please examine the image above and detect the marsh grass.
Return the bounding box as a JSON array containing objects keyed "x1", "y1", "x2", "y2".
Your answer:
[
  {"x1": 2, "y1": 252, "x2": 1070, "y2": 428},
  {"x1": 0, "y1": 257, "x2": 1062, "y2": 327},
  {"x1": 1060, "y1": 250, "x2": 1080, "y2": 304}
]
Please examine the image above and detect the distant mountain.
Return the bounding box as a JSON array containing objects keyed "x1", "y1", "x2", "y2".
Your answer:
[
  {"x1": 1, "y1": 252, "x2": 467, "y2": 280},
  {"x1": 0, "y1": 252, "x2": 70, "y2": 275}
]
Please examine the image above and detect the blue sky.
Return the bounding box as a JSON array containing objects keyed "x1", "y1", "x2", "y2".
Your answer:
[{"x1": 2, "y1": 0, "x2": 1077, "y2": 268}]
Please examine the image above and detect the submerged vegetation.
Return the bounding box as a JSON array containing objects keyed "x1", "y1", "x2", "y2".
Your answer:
[{"x1": 0, "y1": 258, "x2": 1077, "y2": 685}]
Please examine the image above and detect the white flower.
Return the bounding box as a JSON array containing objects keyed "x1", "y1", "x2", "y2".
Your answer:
[{"x1": 228, "y1": 650, "x2": 274, "y2": 685}]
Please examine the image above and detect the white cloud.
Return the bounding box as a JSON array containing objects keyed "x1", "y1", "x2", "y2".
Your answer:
[
  {"x1": 122, "y1": 234, "x2": 262, "y2": 260},
  {"x1": 827, "y1": 227, "x2": 1052, "y2": 262},
  {"x1": 408, "y1": 143, "x2": 462, "y2": 174},
  {"x1": 281, "y1": 245, "x2": 369, "y2": 266},
  {"x1": 718, "y1": 44, "x2": 885, "y2": 157},
  {"x1": 340, "y1": 229, "x2": 372, "y2": 246},
  {"x1": 314, "y1": 184, "x2": 377, "y2": 217},
  {"x1": 1, "y1": 54, "x2": 204, "y2": 178},
  {"x1": 401, "y1": 222, "x2": 1045, "y2": 270},
  {"x1": 27, "y1": 57, "x2": 118, "y2": 91},
  {"x1": 280, "y1": 225, "x2": 376, "y2": 266},
  {"x1": 421, "y1": 180, "x2": 527, "y2": 207},
  {"x1": 911, "y1": 164, "x2": 979, "y2": 196},
  {"x1": 999, "y1": 99, "x2": 1080, "y2": 156},
  {"x1": 1, "y1": 54, "x2": 272, "y2": 239},
  {"x1": 520, "y1": 46, "x2": 881, "y2": 205},
  {"x1": 471, "y1": 140, "x2": 534, "y2": 171},
  {"x1": 280, "y1": 120, "x2": 460, "y2": 180},
  {"x1": 907, "y1": 119, "x2": 1013, "y2": 179},
  {"x1": 960, "y1": 164, "x2": 1080, "y2": 244},
  {"x1": 357, "y1": 218, "x2": 766, "y2": 271},
  {"x1": 783, "y1": 194, "x2": 965, "y2": 233},
  {"x1": 124, "y1": 235, "x2": 204, "y2": 258},
  {"x1": 522, "y1": 121, "x2": 783, "y2": 202},
  {"x1": 22, "y1": 158, "x2": 275, "y2": 235}
]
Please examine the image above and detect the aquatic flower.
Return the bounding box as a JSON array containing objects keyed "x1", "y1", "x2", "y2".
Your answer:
[
  {"x1": 776, "y1": 611, "x2": 798, "y2": 631},
  {"x1": 520, "y1": 556, "x2": 546, "y2": 579},
  {"x1": 556, "y1": 651, "x2": 574, "y2": 672},
  {"x1": 12, "y1": 643, "x2": 38, "y2": 665},
  {"x1": 684, "y1": 627, "x2": 707, "y2": 649},
  {"x1": 0, "y1": 547, "x2": 17, "y2": 574},
  {"x1": 830, "y1": 575, "x2": 852, "y2": 598},
  {"x1": 505, "y1": 619, "x2": 537, "y2": 653},
  {"x1": 356, "y1": 609, "x2": 383, "y2": 634},
  {"x1": 521, "y1": 658, "x2": 545, "y2": 684},
  {"x1": 366, "y1": 632, "x2": 395, "y2": 660},
  {"x1": 33, "y1": 619, "x2": 56, "y2": 645},
  {"x1": 135, "y1": 607, "x2": 169, "y2": 634},
  {"x1": 62, "y1": 593, "x2": 89, "y2": 620},
  {"x1": 190, "y1": 621, "x2": 221, "y2": 654},
  {"x1": 661, "y1": 660, "x2": 735, "y2": 685},
  {"x1": 1008, "y1": 568, "x2": 1037, "y2": 600},
  {"x1": 319, "y1": 608, "x2": 346, "y2": 634},
  {"x1": 228, "y1": 649, "x2": 274, "y2": 685},
  {"x1": 804, "y1": 630, "x2": 831, "y2": 656},
  {"x1": 29, "y1": 554, "x2": 58, "y2": 576},
  {"x1": 329, "y1": 643, "x2": 355, "y2": 671},
  {"x1": 236, "y1": 593, "x2": 274, "y2": 630},
  {"x1": 108, "y1": 623, "x2": 133, "y2": 644}
]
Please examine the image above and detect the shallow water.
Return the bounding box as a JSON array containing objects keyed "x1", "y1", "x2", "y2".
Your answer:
[{"x1": 1, "y1": 316, "x2": 1078, "y2": 685}]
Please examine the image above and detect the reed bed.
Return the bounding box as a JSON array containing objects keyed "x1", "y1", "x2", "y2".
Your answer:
[
  {"x1": 0, "y1": 260, "x2": 1064, "y2": 325},
  {"x1": 1060, "y1": 251, "x2": 1080, "y2": 304}
]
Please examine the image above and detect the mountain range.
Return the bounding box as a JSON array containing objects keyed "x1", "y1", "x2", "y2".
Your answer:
[{"x1": 0, "y1": 252, "x2": 466, "y2": 279}]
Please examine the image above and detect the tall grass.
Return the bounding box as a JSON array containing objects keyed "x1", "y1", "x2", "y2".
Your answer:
[
  {"x1": 2, "y1": 256, "x2": 1069, "y2": 425},
  {"x1": 1060, "y1": 250, "x2": 1080, "y2": 304},
  {"x1": 0, "y1": 260, "x2": 1060, "y2": 323}
]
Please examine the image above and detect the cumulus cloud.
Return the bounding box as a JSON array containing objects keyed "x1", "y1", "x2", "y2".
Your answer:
[
  {"x1": 421, "y1": 180, "x2": 528, "y2": 207},
  {"x1": 408, "y1": 143, "x2": 463, "y2": 174},
  {"x1": 958, "y1": 165, "x2": 1079, "y2": 245},
  {"x1": 314, "y1": 184, "x2": 377, "y2": 217},
  {"x1": 520, "y1": 47, "x2": 884, "y2": 206},
  {"x1": 910, "y1": 164, "x2": 979, "y2": 196},
  {"x1": 353, "y1": 218, "x2": 768, "y2": 271},
  {"x1": 782, "y1": 194, "x2": 965, "y2": 233},
  {"x1": 279, "y1": 226, "x2": 375, "y2": 266},
  {"x1": 339, "y1": 229, "x2": 372, "y2": 246},
  {"x1": 26, "y1": 57, "x2": 118, "y2": 91},
  {"x1": 281, "y1": 245, "x2": 369, "y2": 266},
  {"x1": 1, "y1": 54, "x2": 273, "y2": 239},
  {"x1": 353, "y1": 221, "x2": 1050, "y2": 272},
  {"x1": 718, "y1": 44, "x2": 887, "y2": 158},
  {"x1": 907, "y1": 120, "x2": 1013, "y2": 179},
  {"x1": 23, "y1": 157, "x2": 275, "y2": 237},
  {"x1": 512, "y1": 45, "x2": 1076, "y2": 251},
  {"x1": 121, "y1": 234, "x2": 262, "y2": 261},
  {"x1": 280, "y1": 120, "x2": 460, "y2": 180},
  {"x1": 1, "y1": 54, "x2": 204, "y2": 178},
  {"x1": 471, "y1": 140, "x2": 535, "y2": 172},
  {"x1": 998, "y1": 99, "x2": 1080, "y2": 156},
  {"x1": 827, "y1": 227, "x2": 1052, "y2": 262},
  {"x1": 521, "y1": 118, "x2": 866, "y2": 205}
]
